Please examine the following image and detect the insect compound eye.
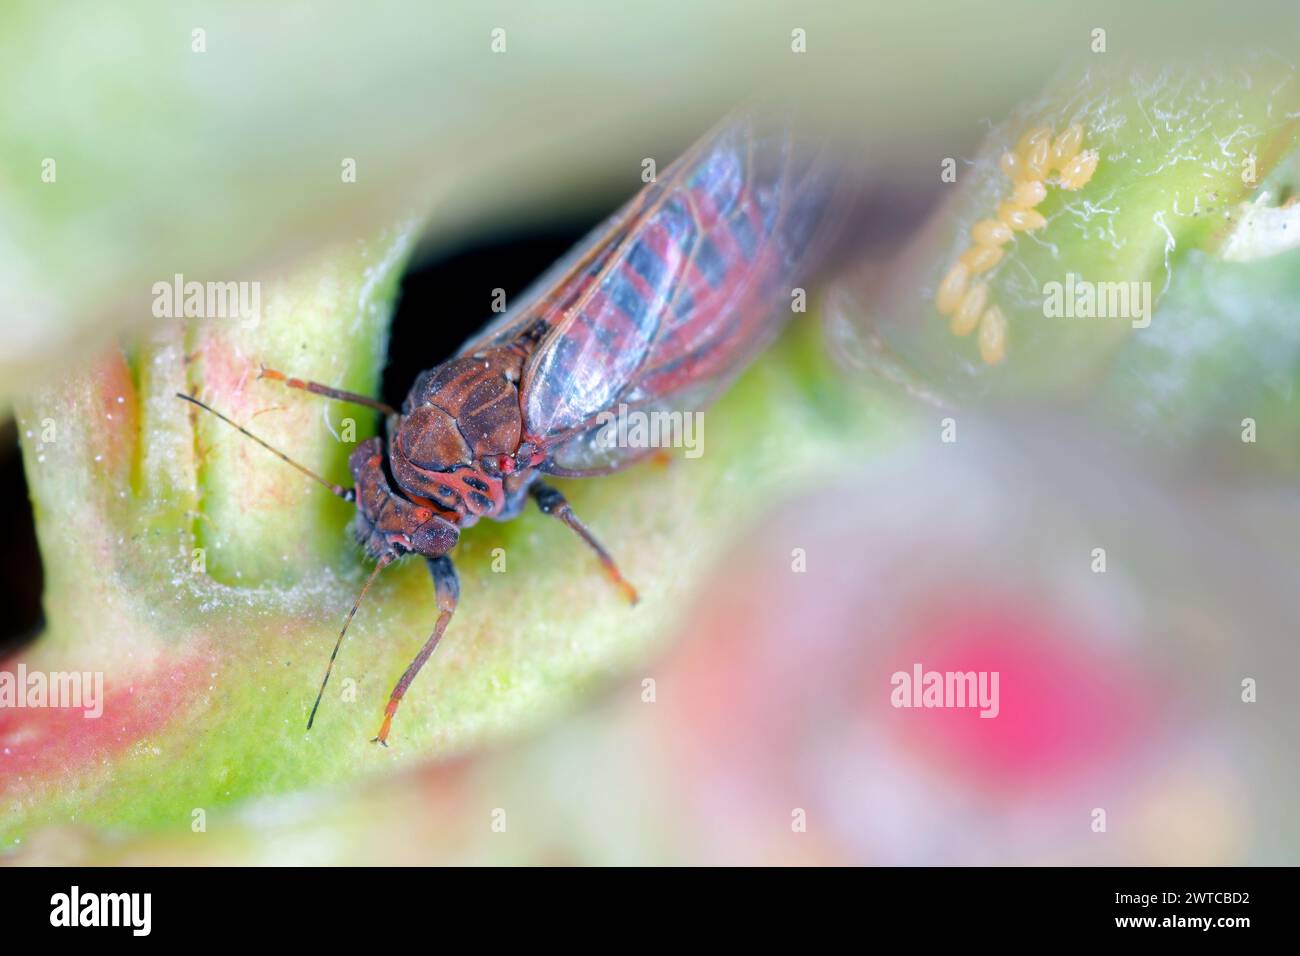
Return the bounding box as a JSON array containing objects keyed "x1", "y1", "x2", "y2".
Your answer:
[
  {"x1": 410, "y1": 515, "x2": 459, "y2": 557},
  {"x1": 488, "y1": 454, "x2": 515, "y2": 476}
]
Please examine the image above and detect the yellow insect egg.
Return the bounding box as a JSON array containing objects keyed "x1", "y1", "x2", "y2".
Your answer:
[
  {"x1": 1050, "y1": 124, "x2": 1084, "y2": 169},
  {"x1": 959, "y1": 244, "x2": 1004, "y2": 275},
  {"x1": 944, "y1": 123, "x2": 1094, "y2": 364},
  {"x1": 1010, "y1": 179, "x2": 1048, "y2": 208},
  {"x1": 997, "y1": 202, "x2": 1047, "y2": 232},
  {"x1": 935, "y1": 261, "x2": 970, "y2": 315},
  {"x1": 978, "y1": 305, "x2": 1008, "y2": 365},
  {"x1": 1021, "y1": 135, "x2": 1051, "y2": 179},
  {"x1": 1059, "y1": 149, "x2": 1099, "y2": 190},
  {"x1": 951, "y1": 282, "x2": 988, "y2": 337},
  {"x1": 999, "y1": 150, "x2": 1031, "y2": 182},
  {"x1": 1015, "y1": 126, "x2": 1053, "y2": 156},
  {"x1": 971, "y1": 218, "x2": 1013, "y2": 247}
]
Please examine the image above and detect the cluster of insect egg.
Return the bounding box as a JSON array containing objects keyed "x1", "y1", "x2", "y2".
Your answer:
[{"x1": 935, "y1": 124, "x2": 1099, "y2": 365}]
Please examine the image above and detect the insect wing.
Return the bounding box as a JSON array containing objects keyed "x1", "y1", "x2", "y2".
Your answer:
[
  {"x1": 544, "y1": 378, "x2": 720, "y2": 476},
  {"x1": 523, "y1": 113, "x2": 845, "y2": 473}
]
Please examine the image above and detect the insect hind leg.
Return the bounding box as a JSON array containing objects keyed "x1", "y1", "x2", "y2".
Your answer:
[
  {"x1": 530, "y1": 482, "x2": 638, "y2": 605},
  {"x1": 372, "y1": 555, "x2": 460, "y2": 746}
]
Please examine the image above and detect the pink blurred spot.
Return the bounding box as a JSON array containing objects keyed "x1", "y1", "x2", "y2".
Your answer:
[
  {"x1": 0, "y1": 651, "x2": 212, "y2": 791},
  {"x1": 882, "y1": 604, "x2": 1156, "y2": 787}
]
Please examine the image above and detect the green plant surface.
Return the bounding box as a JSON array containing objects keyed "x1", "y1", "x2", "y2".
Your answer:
[
  {"x1": 6, "y1": 37, "x2": 1300, "y2": 860},
  {"x1": 3, "y1": 265, "x2": 905, "y2": 845}
]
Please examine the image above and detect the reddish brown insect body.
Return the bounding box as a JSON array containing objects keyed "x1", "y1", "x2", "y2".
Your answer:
[{"x1": 179, "y1": 111, "x2": 847, "y2": 744}]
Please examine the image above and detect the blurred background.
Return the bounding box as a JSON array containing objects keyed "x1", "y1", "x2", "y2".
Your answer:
[{"x1": 2, "y1": 1, "x2": 1299, "y2": 864}]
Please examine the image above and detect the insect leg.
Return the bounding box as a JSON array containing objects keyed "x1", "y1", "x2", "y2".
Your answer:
[
  {"x1": 258, "y1": 365, "x2": 397, "y2": 417},
  {"x1": 529, "y1": 482, "x2": 639, "y2": 605},
  {"x1": 372, "y1": 555, "x2": 460, "y2": 746}
]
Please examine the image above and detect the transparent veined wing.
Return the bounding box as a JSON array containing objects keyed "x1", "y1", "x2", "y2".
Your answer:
[{"x1": 457, "y1": 110, "x2": 848, "y2": 475}]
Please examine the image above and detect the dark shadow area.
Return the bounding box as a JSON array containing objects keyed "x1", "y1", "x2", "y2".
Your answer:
[
  {"x1": 381, "y1": 211, "x2": 610, "y2": 410},
  {"x1": 0, "y1": 420, "x2": 44, "y2": 657}
]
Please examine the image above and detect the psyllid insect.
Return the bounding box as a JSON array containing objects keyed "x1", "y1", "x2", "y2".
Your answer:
[
  {"x1": 178, "y1": 112, "x2": 849, "y2": 745},
  {"x1": 936, "y1": 122, "x2": 1098, "y2": 365}
]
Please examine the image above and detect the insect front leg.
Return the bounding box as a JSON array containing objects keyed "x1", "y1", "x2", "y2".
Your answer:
[
  {"x1": 258, "y1": 365, "x2": 397, "y2": 417},
  {"x1": 372, "y1": 555, "x2": 460, "y2": 747},
  {"x1": 530, "y1": 482, "x2": 638, "y2": 605}
]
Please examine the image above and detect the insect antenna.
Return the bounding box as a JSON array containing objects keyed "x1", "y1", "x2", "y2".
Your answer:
[
  {"x1": 175, "y1": 392, "x2": 355, "y2": 502},
  {"x1": 306, "y1": 554, "x2": 394, "y2": 731}
]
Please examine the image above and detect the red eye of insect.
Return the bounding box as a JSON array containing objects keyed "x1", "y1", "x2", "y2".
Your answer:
[{"x1": 495, "y1": 454, "x2": 516, "y2": 475}]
